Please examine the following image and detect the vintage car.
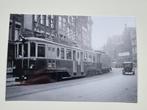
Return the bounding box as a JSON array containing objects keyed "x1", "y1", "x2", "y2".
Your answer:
[{"x1": 122, "y1": 62, "x2": 135, "y2": 75}]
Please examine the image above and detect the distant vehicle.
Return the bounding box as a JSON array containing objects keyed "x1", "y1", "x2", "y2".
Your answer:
[
  {"x1": 100, "y1": 53, "x2": 112, "y2": 73},
  {"x1": 122, "y1": 62, "x2": 135, "y2": 75}
]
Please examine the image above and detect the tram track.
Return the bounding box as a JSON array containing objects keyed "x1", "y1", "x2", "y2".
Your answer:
[{"x1": 6, "y1": 71, "x2": 117, "y2": 100}]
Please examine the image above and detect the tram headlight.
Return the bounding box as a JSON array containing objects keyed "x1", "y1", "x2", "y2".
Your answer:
[
  {"x1": 29, "y1": 60, "x2": 36, "y2": 69},
  {"x1": 29, "y1": 64, "x2": 34, "y2": 69}
]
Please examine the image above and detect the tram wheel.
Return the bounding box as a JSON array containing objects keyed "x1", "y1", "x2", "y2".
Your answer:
[{"x1": 53, "y1": 72, "x2": 63, "y2": 81}]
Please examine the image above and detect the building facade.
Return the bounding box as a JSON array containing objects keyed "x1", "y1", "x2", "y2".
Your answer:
[
  {"x1": 15, "y1": 15, "x2": 93, "y2": 49},
  {"x1": 7, "y1": 14, "x2": 24, "y2": 73},
  {"x1": 7, "y1": 14, "x2": 93, "y2": 73},
  {"x1": 104, "y1": 25, "x2": 137, "y2": 67}
]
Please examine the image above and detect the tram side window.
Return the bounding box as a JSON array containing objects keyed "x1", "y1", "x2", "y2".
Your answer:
[
  {"x1": 77, "y1": 52, "x2": 79, "y2": 60},
  {"x1": 61, "y1": 48, "x2": 65, "y2": 59},
  {"x1": 84, "y1": 52, "x2": 88, "y2": 61},
  {"x1": 80, "y1": 52, "x2": 83, "y2": 61},
  {"x1": 73, "y1": 50, "x2": 76, "y2": 60},
  {"x1": 18, "y1": 44, "x2": 22, "y2": 57},
  {"x1": 89, "y1": 54, "x2": 92, "y2": 62},
  {"x1": 24, "y1": 43, "x2": 28, "y2": 57},
  {"x1": 66, "y1": 49, "x2": 72, "y2": 60},
  {"x1": 38, "y1": 44, "x2": 45, "y2": 57},
  {"x1": 57, "y1": 48, "x2": 60, "y2": 58},
  {"x1": 93, "y1": 55, "x2": 96, "y2": 63},
  {"x1": 30, "y1": 42, "x2": 36, "y2": 57}
]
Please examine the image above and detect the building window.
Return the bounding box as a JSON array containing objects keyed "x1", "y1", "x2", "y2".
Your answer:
[
  {"x1": 60, "y1": 34, "x2": 63, "y2": 39},
  {"x1": 34, "y1": 15, "x2": 38, "y2": 22},
  {"x1": 51, "y1": 16, "x2": 54, "y2": 28},
  {"x1": 51, "y1": 15, "x2": 54, "y2": 19},
  {"x1": 30, "y1": 42, "x2": 36, "y2": 57},
  {"x1": 67, "y1": 27, "x2": 70, "y2": 36},
  {"x1": 63, "y1": 17, "x2": 66, "y2": 23},
  {"x1": 40, "y1": 15, "x2": 45, "y2": 25},
  {"x1": 66, "y1": 49, "x2": 72, "y2": 60},
  {"x1": 57, "y1": 48, "x2": 60, "y2": 58},
  {"x1": 38, "y1": 15, "x2": 41, "y2": 24},
  {"x1": 46, "y1": 16, "x2": 49, "y2": 26},
  {"x1": 59, "y1": 16, "x2": 62, "y2": 22},
  {"x1": 63, "y1": 23, "x2": 66, "y2": 30},
  {"x1": 84, "y1": 52, "x2": 88, "y2": 60},
  {"x1": 51, "y1": 23, "x2": 54, "y2": 28},
  {"x1": 9, "y1": 25, "x2": 12, "y2": 41},
  {"x1": 61, "y1": 48, "x2": 65, "y2": 59},
  {"x1": 38, "y1": 44, "x2": 45, "y2": 57},
  {"x1": 15, "y1": 29, "x2": 19, "y2": 41},
  {"x1": 68, "y1": 16, "x2": 71, "y2": 23},
  {"x1": 24, "y1": 43, "x2": 28, "y2": 57},
  {"x1": 59, "y1": 21, "x2": 62, "y2": 29}
]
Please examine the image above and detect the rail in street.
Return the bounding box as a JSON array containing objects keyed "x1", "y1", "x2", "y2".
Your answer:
[{"x1": 6, "y1": 68, "x2": 137, "y2": 103}]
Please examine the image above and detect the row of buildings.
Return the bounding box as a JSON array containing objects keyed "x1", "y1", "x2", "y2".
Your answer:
[
  {"x1": 7, "y1": 14, "x2": 93, "y2": 72},
  {"x1": 103, "y1": 25, "x2": 137, "y2": 67}
]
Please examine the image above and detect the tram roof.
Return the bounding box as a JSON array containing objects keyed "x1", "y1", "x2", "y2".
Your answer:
[{"x1": 23, "y1": 37, "x2": 102, "y2": 54}]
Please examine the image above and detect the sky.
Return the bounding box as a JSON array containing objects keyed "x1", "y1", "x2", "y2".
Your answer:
[{"x1": 91, "y1": 16, "x2": 136, "y2": 50}]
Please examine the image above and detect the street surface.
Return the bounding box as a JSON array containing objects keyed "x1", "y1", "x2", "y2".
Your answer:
[{"x1": 6, "y1": 68, "x2": 137, "y2": 102}]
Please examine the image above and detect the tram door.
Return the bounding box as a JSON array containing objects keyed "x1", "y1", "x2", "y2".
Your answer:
[
  {"x1": 80, "y1": 52, "x2": 84, "y2": 73},
  {"x1": 96, "y1": 53, "x2": 101, "y2": 71},
  {"x1": 73, "y1": 50, "x2": 77, "y2": 74}
]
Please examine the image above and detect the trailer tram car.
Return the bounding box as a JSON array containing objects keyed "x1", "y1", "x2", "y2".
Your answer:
[{"x1": 13, "y1": 37, "x2": 111, "y2": 81}]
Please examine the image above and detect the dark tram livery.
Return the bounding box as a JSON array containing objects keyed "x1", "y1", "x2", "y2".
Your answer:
[{"x1": 13, "y1": 37, "x2": 111, "y2": 81}]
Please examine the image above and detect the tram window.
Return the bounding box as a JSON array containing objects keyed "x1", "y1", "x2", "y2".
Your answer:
[
  {"x1": 80, "y1": 52, "x2": 83, "y2": 61},
  {"x1": 66, "y1": 49, "x2": 72, "y2": 60},
  {"x1": 38, "y1": 44, "x2": 45, "y2": 57},
  {"x1": 86, "y1": 52, "x2": 88, "y2": 58},
  {"x1": 77, "y1": 52, "x2": 79, "y2": 59},
  {"x1": 18, "y1": 44, "x2": 22, "y2": 57},
  {"x1": 61, "y1": 48, "x2": 65, "y2": 59},
  {"x1": 57, "y1": 48, "x2": 60, "y2": 58},
  {"x1": 84, "y1": 52, "x2": 87, "y2": 60},
  {"x1": 24, "y1": 43, "x2": 28, "y2": 57},
  {"x1": 93, "y1": 56, "x2": 95, "y2": 62},
  {"x1": 30, "y1": 42, "x2": 36, "y2": 57},
  {"x1": 73, "y1": 50, "x2": 76, "y2": 60}
]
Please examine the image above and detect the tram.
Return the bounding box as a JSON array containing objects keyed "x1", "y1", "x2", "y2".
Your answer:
[{"x1": 13, "y1": 37, "x2": 111, "y2": 81}]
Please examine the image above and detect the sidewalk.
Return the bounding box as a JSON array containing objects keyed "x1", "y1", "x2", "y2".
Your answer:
[{"x1": 6, "y1": 77, "x2": 20, "y2": 87}]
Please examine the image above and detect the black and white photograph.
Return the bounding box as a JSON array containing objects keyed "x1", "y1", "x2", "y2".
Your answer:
[{"x1": 5, "y1": 14, "x2": 137, "y2": 102}]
